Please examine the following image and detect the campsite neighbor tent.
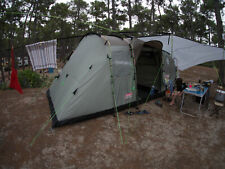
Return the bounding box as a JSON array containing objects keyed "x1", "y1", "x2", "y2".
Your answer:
[{"x1": 47, "y1": 34, "x2": 176, "y2": 127}]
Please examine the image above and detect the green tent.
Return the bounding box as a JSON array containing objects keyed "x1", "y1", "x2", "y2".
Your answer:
[{"x1": 47, "y1": 34, "x2": 176, "y2": 127}]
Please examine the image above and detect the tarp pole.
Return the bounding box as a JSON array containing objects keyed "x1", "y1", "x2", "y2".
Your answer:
[
  {"x1": 125, "y1": 42, "x2": 137, "y2": 144},
  {"x1": 105, "y1": 40, "x2": 124, "y2": 144},
  {"x1": 145, "y1": 63, "x2": 163, "y2": 103},
  {"x1": 170, "y1": 34, "x2": 179, "y2": 78}
]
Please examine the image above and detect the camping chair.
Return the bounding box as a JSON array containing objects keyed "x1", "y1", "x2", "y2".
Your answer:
[
  {"x1": 164, "y1": 79, "x2": 173, "y2": 102},
  {"x1": 210, "y1": 86, "x2": 225, "y2": 117},
  {"x1": 169, "y1": 78, "x2": 186, "y2": 107}
]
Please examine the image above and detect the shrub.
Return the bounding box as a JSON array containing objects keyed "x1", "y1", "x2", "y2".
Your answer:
[
  {"x1": 18, "y1": 70, "x2": 43, "y2": 88},
  {"x1": 41, "y1": 76, "x2": 54, "y2": 88},
  {"x1": 0, "y1": 82, "x2": 8, "y2": 90}
]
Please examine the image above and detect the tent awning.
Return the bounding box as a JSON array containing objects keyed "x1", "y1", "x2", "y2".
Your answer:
[{"x1": 139, "y1": 35, "x2": 225, "y2": 71}]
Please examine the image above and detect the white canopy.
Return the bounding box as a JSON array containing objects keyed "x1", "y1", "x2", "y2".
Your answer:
[{"x1": 139, "y1": 35, "x2": 225, "y2": 70}]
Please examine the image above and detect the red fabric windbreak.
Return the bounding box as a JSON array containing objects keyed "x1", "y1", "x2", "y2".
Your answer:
[{"x1": 9, "y1": 46, "x2": 23, "y2": 94}]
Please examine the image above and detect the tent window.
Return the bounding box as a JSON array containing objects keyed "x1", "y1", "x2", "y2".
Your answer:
[{"x1": 66, "y1": 74, "x2": 69, "y2": 78}]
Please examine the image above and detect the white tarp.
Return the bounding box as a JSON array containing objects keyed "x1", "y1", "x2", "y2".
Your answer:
[
  {"x1": 26, "y1": 39, "x2": 57, "y2": 70},
  {"x1": 139, "y1": 35, "x2": 225, "y2": 71}
]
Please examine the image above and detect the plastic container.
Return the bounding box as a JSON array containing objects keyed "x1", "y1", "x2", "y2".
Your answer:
[
  {"x1": 48, "y1": 68, "x2": 54, "y2": 73},
  {"x1": 150, "y1": 86, "x2": 155, "y2": 96}
]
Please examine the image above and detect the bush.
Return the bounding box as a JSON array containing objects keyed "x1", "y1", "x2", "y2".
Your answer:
[
  {"x1": 200, "y1": 61, "x2": 218, "y2": 68},
  {"x1": 18, "y1": 70, "x2": 43, "y2": 88},
  {"x1": 41, "y1": 76, "x2": 54, "y2": 88},
  {"x1": 0, "y1": 82, "x2": 8, "y2": 90}
]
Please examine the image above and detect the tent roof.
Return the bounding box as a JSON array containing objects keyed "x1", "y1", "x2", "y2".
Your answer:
[
  {"x1": 101, "y1": 35, "x2": 128, "y2": 46},
  {"x1": 139, "y1": 35, "x2": 225, "y2": 70}
]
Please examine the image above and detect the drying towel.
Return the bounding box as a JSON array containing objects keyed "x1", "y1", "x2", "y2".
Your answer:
[
  {"x1": 26, "y1": 39, "x2": 57, "y2": 70},
  {"x1": 10, "y1": 46, "x2": 23, "y2": 94}
]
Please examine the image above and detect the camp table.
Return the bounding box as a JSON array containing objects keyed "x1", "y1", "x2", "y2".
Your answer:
[{"x1": 180, "y1": 86, "x2": 208, "y2": 113}]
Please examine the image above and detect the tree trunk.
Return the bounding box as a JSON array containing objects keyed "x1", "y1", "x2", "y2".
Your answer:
[
  {"x1": 22, "y1": 4, "x2": 33, "y2": 70},
  {"x1": 77, "y1": 0, "x2": 81, "y2": 32},
  {"x1": 107, "y1": 0, "x2": 110, "y2": 20},
  {"x1": 169, "y1": 0, "x2": 172, "y2": 7},
  {"x1": 28, "y1": 15, "x2": 32, "y2": 39},
  {"x1": 151, "y1": 0, "x2": 155, "y2": 22},
  {"x1": 112, "y1": 0, "x2": 116, "y2": 30},
  {"x1": 190, "y1": 16, "x2": 195, "y2": 40},
  {"x1": 33, "y1": 1, "x2": 39, "y2": 42},
  {"x1": 128, "y1": 0, "x2": 132, "y2": 29},
  {"x1": 214, "y1": 0, "x2": 224, "y2": 86},
  {"x1": 7, "y1": 53, "x2": 10, "y2": 80},
  {"x1": 22, "y1": 4, "x2": 33, "y2": 42},
  {"x1": 77, "y1": 0, "x2": 80, "y2": 20},
  {"x1": 208, "y1": 28, "x2": 211, "y2": 45},
  {"x1": 157, "y1": 4, "x2": 161, "y2": 19},
  {"x1": 0, "y1": 57, "x2": 5, "y2": 83}
]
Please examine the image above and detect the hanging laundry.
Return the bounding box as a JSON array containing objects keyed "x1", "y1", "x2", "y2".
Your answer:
[
  {"x1": 9, "y1": 46, "x2": 23, "y2": 94},
  {"x1": 26, "y1": 39, "x2": 57, "y2": 70}
]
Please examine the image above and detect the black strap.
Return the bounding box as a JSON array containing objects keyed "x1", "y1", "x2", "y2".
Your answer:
[{"x1": 73, "y1": 89, "x2": 78, "y2": 95}]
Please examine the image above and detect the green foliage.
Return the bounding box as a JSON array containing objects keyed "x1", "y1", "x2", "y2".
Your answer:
[
  {"x1": 200, "y1": 62, "x2": 215, "y2": 68},
  {"x1": 90, "y1": 1, "x2": 107, "y2": 21},
  {"x1": 0, "y1": 82, "x2": 8, "y2": 90},
  {"x1": 41, "y1": 76, "x2": 55, "y2": 88},
  {"x1": 43, "y1": 3, "x2": 72, "y2": 39},
  {"x1": 69, "y1": 0, "x2": 89, "y2": 35},
  {"x1": 0, "y1": 0, "x2": 224, "y2": 48},
  {"x1": 18, "y1": 70, "x2": 43, "y2": 88}
]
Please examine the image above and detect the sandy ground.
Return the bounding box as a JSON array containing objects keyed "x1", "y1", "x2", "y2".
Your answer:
[{"x1": 0, "y1": 66, "x2": 225, "y2": 169}]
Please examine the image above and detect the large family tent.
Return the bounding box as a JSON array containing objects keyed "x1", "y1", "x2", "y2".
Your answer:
[{"x1": 47, "y1": 34, "x2": 176, "y2": 127}]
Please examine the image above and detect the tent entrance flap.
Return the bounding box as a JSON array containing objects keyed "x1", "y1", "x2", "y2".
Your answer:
[{"x1": 136, "y1": 43, "x2": 162, "y2": 100}]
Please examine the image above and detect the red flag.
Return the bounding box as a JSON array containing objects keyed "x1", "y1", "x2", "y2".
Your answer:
[{"x1": 9, "y1": 46, "x2": 23, "y2": 94}]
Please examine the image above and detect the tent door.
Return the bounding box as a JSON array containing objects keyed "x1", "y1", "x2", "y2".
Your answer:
[{"x1": 136, "y1": 44, "x2": 162, "y2": 100}]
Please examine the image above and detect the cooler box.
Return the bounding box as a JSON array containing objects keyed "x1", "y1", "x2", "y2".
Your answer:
[{"x1": 48, "y1": 68, "x2": 54, "y2": 73}]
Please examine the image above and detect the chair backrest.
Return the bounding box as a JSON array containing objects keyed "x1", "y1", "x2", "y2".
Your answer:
[{"x1": 176, "y1": 78, "x2": 183, "y2": 91}]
